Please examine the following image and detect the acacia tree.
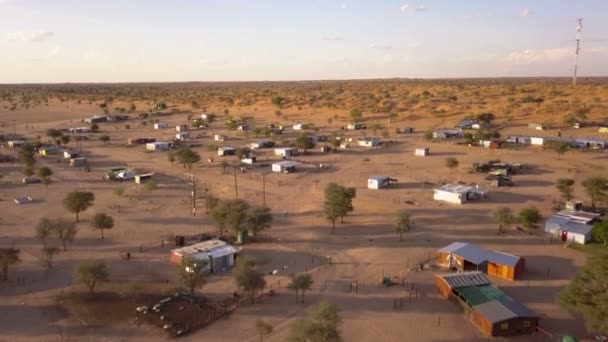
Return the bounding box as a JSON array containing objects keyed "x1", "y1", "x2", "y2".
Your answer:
[
  {"x1": 582, "y1": 176, "x2": 608, "y2": 209},
  {"x1": 493, "y1": 207, "x2": 515, "y2": 235},
  {"x1": 53, "y1": 218, "x2": 77, "y2": 251},
  {"x1": 287, "y1": 300, "x2": 342, "y2": 342},
  {"x1": 167, "y1": 151, "x2": 176, "y2": 167},
  {"x1": 38, "y1": 167, "x2": 53, "y2": 187},
  {"x1": 288, "y1": 273, "x2": 314, "y2": 304},
  {"x1": 519, "y1": 207, "x2": 542, "y2": 229},
  {"x1": 255, "y1": 319, "x2": 273, "y2": 342},
  {"x1": 42, "y1": 247, "x2": 60, "y2": 269},
  {"x1": 558, "y1": 254, "x2": 608, "y2": 335},
  {"x1": 36, "y1": 218, "x2": 54, "y2": 248},
  {"x1": 91, "y1": 213, "x2": 114, "y2": 239},
  {"x1": 349, "y1": 108, "x2": 363, "y2": 121},
  {"x1": 549, "y1": 141, "x2": 570, "y2": 159},
  {"x1": 556, "y1": 178, "x2": 575, "y2": 203},
  {"x1": 246, "y1": 206, "x2": 272, "y2": 239},
  {"x1": 445, "y1": 157, "x2": 459, "y2": 174},
  {"x1": 233, "y1": 256, "x2": 265, "y2": 304},
  {"x1": 63, "y1": 191, "x2": 95, "y2": 222},
  {"x1": 394, "y1": 212, "x2": 412, "y2": 242},
  {"x1": 74, "y1": 260, "x2": 109, "y2": 296},
  {"x1": 177, "y1": 257, "x2": 208, "y2": 294},
  {"x1": 591, "y1": 220, "x2": 608, "y2": 245},
  {"x1": 323, "y1": 183, "x2": 356, "y2": 234},
  {"x1": 0, "y1": 248, "x2": 20, "y2": 281},
  {"x1": 296, "y1": 133, "x2": 315, "y2": 153},
  {"x1": 176, "y1": 147, "x2": 201, "y2": 171}
]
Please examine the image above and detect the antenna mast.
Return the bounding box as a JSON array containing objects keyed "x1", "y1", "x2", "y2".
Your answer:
[{"x1": 573, "y1": 18, "x2": 583, "y2": 86}]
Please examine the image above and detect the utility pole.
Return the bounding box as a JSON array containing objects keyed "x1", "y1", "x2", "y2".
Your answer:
[
  {"x1": 233, "y1": 165, "x2": 238, "y2": 198},
  {"x1": 262, "y1": 173, "x2": 266, "y2": 206},
  {"x1": 573, "y1": 18, "x2": 583, "y2": 86},
  {"x1": 188, "y1": 173, "x2": 198, "y2": 216}
]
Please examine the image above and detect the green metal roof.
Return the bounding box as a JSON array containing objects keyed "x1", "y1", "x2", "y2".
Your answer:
[{"x1": 456, "y1": 285, "x2": 510, "y2": 306}]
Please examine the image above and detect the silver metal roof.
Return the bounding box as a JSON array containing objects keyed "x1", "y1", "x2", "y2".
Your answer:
[
  {"x1": 488, "y1": 252, "x2": 521, "y2": 267},
  {"x1": 437, "y1": 271, "x2": 491, "y2": 289},
  {"x1": 439, "y1": 242, "x2": 490, "y2": 264},
  {"x1": 473, "y1": 298, "x2": 537, "y2": 323}
]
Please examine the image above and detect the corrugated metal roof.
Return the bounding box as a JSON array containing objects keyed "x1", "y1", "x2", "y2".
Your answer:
[
  {"x1": 473, "y1": 298, "x2": 537, "y2": 323},
  {"x1": 545, "y1": 214, "x2": 593, "y2": 235},
  {"x1": 437, "y1": 271, "x2": 490, "y2": 289},
  {"x1": 439, "y1": 242, "x2": 490, "y2": 264},
  {"x1": 488, "y1": 252, "x2": 521, "y2": 267},
  {"x1": 273, "y1": 161, "x2": 299, "y2": 167},
  {"x1": 369, "y1": 175, "x2": 389, "y2": 181}
]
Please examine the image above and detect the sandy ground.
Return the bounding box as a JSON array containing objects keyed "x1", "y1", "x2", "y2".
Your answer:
[{"x1": 0, "y1": 93, "x2": 606, "y2": 341}]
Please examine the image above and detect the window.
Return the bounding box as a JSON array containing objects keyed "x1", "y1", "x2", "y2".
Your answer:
[
  {"x1": 500, "y1": 323, "x2": 509, "y2": 330},
  {"x1": 523, "y1": 321, "x2": 531, "y2": 328}
]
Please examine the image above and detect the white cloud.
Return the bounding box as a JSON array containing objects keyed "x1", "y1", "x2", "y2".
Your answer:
[
  {"x1": 322, "y1": 33, "x2": 344, "y2": 41},
  {"x1": 7, "y1": 30, "x2": 54, "y2": 43},
  {"x1": 400, "y1": 3, "x2": 426, "y2": 13},
  {"x1": 407, "y1": 42, "x2": 422, "y2": 48},
  {"x1": 47, "y1": 45, "x2": 61, "y2": 58},
  {"x1": 368, "y1": 43, "x2": 392, "y2": 50},
  {"x1": 505, "y1": 48, "x2": 571, "y2": 64},
  {"x1": 520, "y1": 8, "x2": 532, "y2": 17},
  {"x1": 340, "y1": 3, "x2": 347, "y2": 9}
]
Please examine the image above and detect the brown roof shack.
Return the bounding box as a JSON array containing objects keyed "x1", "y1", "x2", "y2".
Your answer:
[
  {"x1": 438, "y1": 242, "x2": 525, "y2": 280},
  {"x1": 435, "y1": 272, "x2": 539, "y2": 337}
]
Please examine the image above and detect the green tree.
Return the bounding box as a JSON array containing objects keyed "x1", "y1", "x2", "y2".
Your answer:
[
  {"x1": 167, "y1": 151, "x2": 176, "y2": 167},
  {"x1": 90, "y1": 213, "x2": 114, "y2": 239},
  {"x1": 74, "y1": 260, "x2": 109, "y2": 296},
  {"x1": 176, "y1": 147, "x2": 201, "y2": 171},
  {"x1": 582, "y1": 176, "x2": 608, "y2": 209},
  {"x1": 476, "y1": 112, "x2": 495, "y2": 124},
  {"x1": 236, "y1": 147, "x2": 252, "y2": 160},
  {"x1": 18, "y1": 143, "x2": 36, "y2": 168},
  {"x1": 46, "y1": 128, "x2": 63, "y2": 141},
  {"x1": 271, "y1": 96, "x2": 285, "y2": 107},
  {"x1": 591, "y1": 220, "x2": 608, "y2": 245},
  {"x1": 0, "y1": 248, "x2": 20, "y2": 281},
  {"x1": 210, "y1": 201, "x2": 230, "y2": 237},
  {"x1": 225, "y1": 199, "x2": 250, "y2": 235},
  {"x1": 549, "y1": 141, "x2": 570, "y2": 159},
  {"x1": 287, "y1": 299, "x2": 342, "y2": 342},
  {"x1": 519, "y1": 207, "x2": 542, "y2": 229},
  {"x1": 177, "y1": 257, "x2": 208, "y2": 294},
  {"x1": 296, "y1": 133, "x2": 315, "y2": 152},
  {"x1": 38, "y1": 166, "x2": 53, "y2": 187},
  {"x1": 63, "y1": 191, "x2": 95, "y2": 222},
  {"x1": 288, "y1": 273, "x2": 314, "y2": 304},
  {"x1": 53, "y1": 218, "x2": 77, "y2": 251},
  {"x1": 36, "y1": 218, "x2": 54, "y2": 248},
  {"x1": 349, "y1": 108, "x2": 362, "y2": 121},
  {"x1": 323, "y1": 183, "x2": 356, "y2": 234},
  {"x1": 255, "y1": 319, "x2": 273, "y2": 342},
  {"x1": 99, "y1": 135, "x2": 110, "y2": 144},
  {"x1": 493, "y1": 207, "x2": 514, "y2": 235},
  {"x1": 556, "y1": 178, "x2": 575, "y2": 203},
  {"x1": 22, "y1": 166, "x2": 34, "y2": 177},
  {"x1": 394, "y1": 212, "x2": 413, "y2": 242},
  {"x1": 558, "y1": 254, "x2": 608, "y2": 335},
  {"x1": 42, "y1": 247, "x2": 60, "y2": 269},
  {"x1": 61, "y1": 135, "x2": 71, "y2": 146},
  {"x1": 90, "y1": 123, "x2": 100, "y2": 133},
  {"x1": 424, "y1": 130, "x2": 434, "y2": 141},
  {"x1": 233, "y1": 256, "x2": 266, "y2": 304},
  {"x1": 246, "y1": 206, "x2": 273, "y2": 239},
  {"x1": 445, "y1": 157, "x2": 459, "y2": 174}
]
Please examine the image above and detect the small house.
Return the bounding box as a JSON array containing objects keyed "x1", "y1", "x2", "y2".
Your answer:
[
  {"x1": 251, "y1": 140, "x2": 275, "y2": 149},
  {"x1": 438, "y1": 242, "x2": 526, "y2": 280},
  {"x1": 528, "y1": 123, "x2": 545, "y2": 131},
  {"x1": 456, "y1": 119, "x2": 478, "y2": 129},
  {"x1": 128, "y1": 137, "x2": 155, "y2": 145},
  {"x1": 175, "y1": 132, "x2": 190, "y2": 141},
  {"x1": 544, "y1": 210, "x2": 600, "y2": 244},
  {"x1": 403, "y1": 127, "x2": 415, "y2": 134},
  {"x1": 479, "y1": 140, "x2": 504, "y2": 149},
  {"x1": 69, "y1": 127, "x2": 90, "y2": 134},
  {"x1": 367, "y1": 175, "x2": 396, "y2": 189},
  {"x1": 433, "y1": 129, "x2": 464, "y2": 139},
  {"x1": 134, "y1": 173, "x2": 154, "y2": 184},
  {"x1": 415, "y1": 147, "x2": 429, "y2": 156},
  {"x1": 218, "y1": 147, "x2": 236, "y2": 156},
  {"x1": 599, "y1": 126, "x2": 608, "y2": 133},
  {"x1": 170, "y1": 240, "x2": 240, "y2": 273},
  {"x1": 274, "y1": 147, "x2": 297, "y2": 157},
  {"x1": 272, "y1": 160, "x2": 299, "y2": 173},
  {"x1": 63, "y1": 150, "x2": 79, "y2": 159},
  {"x1": 433, "y1": 184, "x2": 487, "y2": 205},
  {"x1": 347, "y1": 123, "x2": 365, "y2": 130},
  {"x1": 237, "y1": 125, "x2": 250, "y2": 131},
  {"x1": 530, "y1": 137, "x2": 545, "y2": 146},
  {"x1": 214, "y1": 134, "x2": 226, "y2": 142},
  {"x1": 154, "y1": 123, "x2": 169, "y2": 130},
  {"x1": 70, "y1": 157, "x2": 87, "y2": 167},
  {"x1": 176, "y1": 125, "x2": 188, "y2": 132},
  {"x1": 507, "y1": 135, "x2": 531, "y2": 145},
  {"x1": 357, "y1": 137, "x2": 381, "y2": 147},
  {"x1": 292, "y1": 123, "x2": 307, "y2": 130},
  {"x1": 241, "y1": 156, "x2": 256, "y2": 164},
  {"x1": 146, "y1": 142, "x2": 171, "y2": 151},
  {"x1": 38, "y1": 146, "x2": 62, "y2": 157},
  {"x1": 572, "y1": 137, "x2": 607, "y2": 150},
  {"x1": 7, "y1": 140, "x2": 26, "y2": 148},
  {"x1": 486, "y1": 252, "x2": 525, "y2": 281},
  {"x1": 84, "y1": 115, "x2": 108, "y2": 124},
  {"x1": 201, "y1": 113, "x2": 209, "y2": 120}
]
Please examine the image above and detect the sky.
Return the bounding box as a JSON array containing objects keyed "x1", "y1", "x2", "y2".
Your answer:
[{"x1": 1, "y1": 0, "x2": 607, "y2": 83}]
